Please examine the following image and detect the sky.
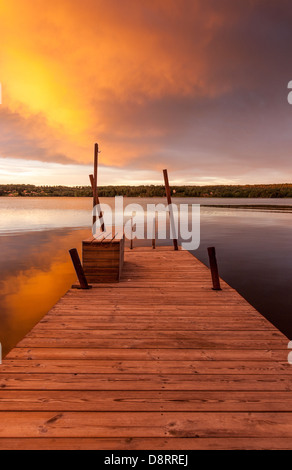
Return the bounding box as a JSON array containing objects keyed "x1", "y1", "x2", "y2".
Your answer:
[{"x1": 0, "y1": 0, "x2": 292, "y2": 186}]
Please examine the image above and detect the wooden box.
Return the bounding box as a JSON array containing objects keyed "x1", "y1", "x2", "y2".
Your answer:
[{"x1": 82, "y1": 230, "x2": 125, "y2": 283}]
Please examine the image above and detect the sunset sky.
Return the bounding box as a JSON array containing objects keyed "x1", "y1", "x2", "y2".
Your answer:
[{"x1": 0, "y1": 0, "x2": 292, "y2": 186}]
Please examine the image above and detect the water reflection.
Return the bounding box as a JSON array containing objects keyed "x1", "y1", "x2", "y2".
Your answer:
[
  {"x1": 0, "y1": 228, "x2": 91, "y2": 356},
  {"x1": 192, "y1": 208, "x2": 292, "y2": 340}
]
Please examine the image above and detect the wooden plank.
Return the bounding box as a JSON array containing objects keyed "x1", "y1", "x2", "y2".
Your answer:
[
  {"x1": 38, "y1": 315, "x2": 273, "y2": 324},
  {"x1": 35, "y1": 320, "x2": 277, "y2": 331},
  {"x1": 0, "y1": 374, "x2": 291, "y2": 391},
  {"x1": 2, "y1": 390, "x2": 292, "y2": 412},
  {"x1": 23, "y1": 329, "x2": 285, "y2": 340},
  {"x1": 0, "y1": 437, "x2": 292, "y2": 450},
  {"x1": 41, "y1": 318, "x2": 274, "y2": 328},
  {"x1": 6, "y1": 348, "x2": 289, "y2": 361},
  {"x1": 16, "y1": 337, "x2": 288, "y2": 349},
  {"x1": 1, "y1": 411, "x2": 292, "y2": 438},
  {"x1": 44, "y1": 307, "x2": 262, "y2": 317},
  {"x1": 0, "y1": 359, "x2": 288, "y2": 375}
]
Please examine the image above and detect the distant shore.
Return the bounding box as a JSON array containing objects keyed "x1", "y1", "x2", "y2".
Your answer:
[
  {"x1": 203, "y1": 204, "x2": 292, "y2": 212},
  {"x1": 0, "y1": 183, "x2": 292, "y2": 198}
]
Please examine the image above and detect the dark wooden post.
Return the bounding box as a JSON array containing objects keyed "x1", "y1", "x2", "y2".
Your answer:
[
  {"x1": 130, "y1": 217, "x2": 134, "y2": 250},
  {"x1": 94, "y1": 143, "x2": 98, "y2": 191},
  {"x1": 89, "y1": 174, "x2": 105, "y2": 232},
  {"x1": 89, "y1": 173, "x2": 96, "y2": 227},
  {"x1": 207, "y1": 246, "x2": 222, "y2": 290},
  {"x1": 69, "y1": 248, "x2": 91, "y2": 289},
  {"x1": 90, "y1": 143, "x2": 99, "y2": 227},
  {"x1": 163, "y1": 169, "x2": 178, "y2": 251},
  {"x1": 152, "y1": 212, "x2": 157, "y2": 249},
  {"x1": 91, "y1": 143, "x2": 98, "y2": 226},
  {"x1": 89, "y1": 173, "x2": 95, "y2": 195}
]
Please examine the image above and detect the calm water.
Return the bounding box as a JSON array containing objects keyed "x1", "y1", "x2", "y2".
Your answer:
[{"x1": 0, "y1": 197, "x2": 291, "y2": 357}]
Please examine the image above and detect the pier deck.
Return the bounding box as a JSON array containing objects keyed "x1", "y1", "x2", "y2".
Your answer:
[{"x1": 0, "y1": 247, "x2": 292, "y2": 450}]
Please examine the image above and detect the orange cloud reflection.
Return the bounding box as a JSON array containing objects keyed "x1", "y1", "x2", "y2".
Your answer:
[{"x1": 0, "y1": 227, "x2": 90, "y2": 357}]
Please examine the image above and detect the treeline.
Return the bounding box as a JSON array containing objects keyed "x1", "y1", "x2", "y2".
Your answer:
[{"x1": 0, "y1": 183, "x2": 292, "y2": 198}]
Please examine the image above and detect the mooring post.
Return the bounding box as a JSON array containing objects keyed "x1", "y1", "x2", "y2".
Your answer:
[
  {"x1": 130, "y1": 217, "x2": 134, "y2": 250},
  {"x1": 69, "y1": 248, "x2": 91, "y2": 289},
  {"x1": 90, "y1": 143, "x2": 104, "y2": 229},
  {"x1": 163, "y1": 169, "x2": 178, "y2": 251},
  {"x1": 94, "y1": 143, "x2": 98, "y2": 184},
  {"x1": 92, "y1": 143, "x2": 98, "y2": 226},
  {"x1": 89, "y1": 174, "x2": 105, "y2": 232},
  {"x1": 152, "y1": 212, "x2": 157, "y2": 249},
  {"x1": 207, "y1": 246, "x2": 222, "y2": 290}
]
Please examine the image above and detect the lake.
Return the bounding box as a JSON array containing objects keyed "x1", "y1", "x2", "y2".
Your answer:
[{"x1": 0, "y1": 196, "x2": 291, "y2": 357}]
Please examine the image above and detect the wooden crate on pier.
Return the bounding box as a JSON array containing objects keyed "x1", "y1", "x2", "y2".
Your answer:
[{"x1": 82, "y1": 230, "x2": 124, "y2": 283}]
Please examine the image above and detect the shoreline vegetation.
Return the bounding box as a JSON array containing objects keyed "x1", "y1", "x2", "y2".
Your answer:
[{"x1": 0, "y1": 183, "x2": 292, "y2": 198}]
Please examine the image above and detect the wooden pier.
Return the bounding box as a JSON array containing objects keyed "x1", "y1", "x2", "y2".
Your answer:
[{"x1": 0, "y1": 247, "x2": 292, "y2": 450}]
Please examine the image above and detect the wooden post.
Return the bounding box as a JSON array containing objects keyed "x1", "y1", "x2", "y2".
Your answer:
[
  {"x1": 130, "y1": 217, "x2": 134, "y2": 250},
  {"x1": 89, "y1": 174, "x2": 105, "y2": 232},
  {"x1": 89, "y1": 173, "x2": 95, "y2": 195},
  {"x1": 152, "y1": 212, "x2": 157, "y2": 249},
  {"x1": 91, "y1": 143, "x2": 99, "y2": 227},
  {"x1": 163, "y1": 169, "x2": 178, "y2": 251},
  {"x1": 69, "y1": 248, "x2": 91, "y2": 289},
  {"x1": 89, "y1": 173, "x2": 96, "y2": 227},
  {"x1": 207, "y1": 246, "x2": 222, "y2": 290},
  {"x1": 94, "y1": 143, "x2": 98, "y2": 191}
]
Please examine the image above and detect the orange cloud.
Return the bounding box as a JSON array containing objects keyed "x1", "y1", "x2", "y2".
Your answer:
[
  {"x1": 0, "y1": 1, "x2": 228, "y2": 164},
  {"x1": 0, "y1": 0, "x2": 292, "y2": 182}
]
